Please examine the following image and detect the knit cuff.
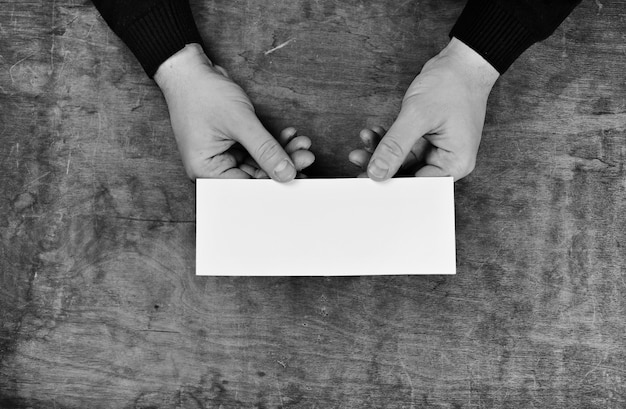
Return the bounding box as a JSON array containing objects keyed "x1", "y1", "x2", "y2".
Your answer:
[
  {"x1": 121, "y1": 0, "x2": 204, "y2": 78},
  {"x1": 449, "y1": 0, "x2": 537, "y2": 74}
]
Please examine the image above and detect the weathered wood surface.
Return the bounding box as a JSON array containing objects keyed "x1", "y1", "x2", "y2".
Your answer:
[{"x1": 1, "y1": 0, "x2": 625, "y2": 407}]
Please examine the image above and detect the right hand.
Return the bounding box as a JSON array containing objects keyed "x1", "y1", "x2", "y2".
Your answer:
[
  {"x1": 349, "y1": 38, "x2": 499, "y2": 182},
  {"x1": 154, "y1": 43, "x2": 311, "y2": 182}
]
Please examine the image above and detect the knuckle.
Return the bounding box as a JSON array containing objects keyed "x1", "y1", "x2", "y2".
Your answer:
[
  {"x1": 214, "y1": 154, "x2": 237, "y2": 169},
  {"x1": 255, "y1": 138, "x2": 281, "y2": 164},
  {"x1": 185, "y1": 158, "x2": 207, "y2": 180},
  {"x1": 254, "y1": 169, "x2": 269, "y2": 179},
  {"x1": 185, "y1": 165, "x2": 199, "y2": 180},
  {"x1": 380, "y1": 137, "x2": 405, "y2": 159},
  {"x1": 451, "y1": 156, "x2": 476, "y2": 179},
  {"x1": 187, "y1": 155, "x2": 237, "y2": 180}
]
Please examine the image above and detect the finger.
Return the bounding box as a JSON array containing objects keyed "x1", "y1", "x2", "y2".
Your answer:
[
  {"x1": 371, "y1": 126, "x2": 386, "y2": 136},
  {"x1": 236, "y1": 118, "x2": 296, "y2": 183},
  {"x1": 227, "y1": 145, "x2": 247, "y2": 164},
  {"x1": 424, "y1": 147, "x2": 475, "y2": 181},
  {"x1": 414, "y1": 164, "x2": 449, "y2": 178},
  {"x1": 410, "y1": 137, "x2": 430, "y2": 163},
  {"x1": 359, "y1": 128, "x2": 382, "y2": 153},
  {"x1": 244, "y1": 156, "x2": 260, "y2": 168},
  {"x1": 242, "y1": 164, "x2": 269, "y2": 179},
  {"x1": 240, "y1": 163, "x2": 259, "y2": 178},
  {"x1": 296, "y1": 172, "x2": 308, "y2": 179},
  {"x1": 284, "y1": 135, "x2": 312, "y2": 154},
  {"x1": 357, "y1": 172, "x2": 369, "y2": 178},
  {"x1": 290, "y1": 149, "x2": 315, "y2": 172},
  {"x1": 278, "y1": 127, "x2": 298, "y2": 146},
  {"x1": 188, "y1": 152, "x2": 244, "y2": 179},
  {"x1": 189, "y1": 163, "x2": 251, "y2": 180},
  {"x1": 213, "y1": 64, "x2": 231, "y2": 79},
  {"x1": 218, "y1": 168, "x2": 253, "y2": 179},
  {"x1": 367, "y1": 113, "x2": 428, "y2": 181},
  {"x1": 255, "y1": 170, "x2": 270, "y2": 179},
  {"x1": 245, "y1": 147, "x2": 314, "y2": 174},
  {"x1": 242, "y1": 163, "x2": 269, "y2": 179},
  {"x1": 400, "y1": 137, "x2": 430, "y2": 170},
  {"x1": 242, "y1": 156, "x2": 270, "y2": 179},
  {"x1": 348, "y1": 149, "x2": 371, "y2": 170}
]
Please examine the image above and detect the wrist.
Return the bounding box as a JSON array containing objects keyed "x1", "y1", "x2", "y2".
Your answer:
[
  {"x1": 437, "y1": 37, "x2": 500, "y2": 91},
  {"x1": 154, "y1": 43, "x2": 213, "y2": 93}
]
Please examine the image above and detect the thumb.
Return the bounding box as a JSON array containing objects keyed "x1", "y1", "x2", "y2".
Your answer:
[
  {"x1": 367, "y1": 110, "x2": 429, "y2": 181},
  {"x1": 236, "y1": 118, "x2": 296, "y2": 183}
]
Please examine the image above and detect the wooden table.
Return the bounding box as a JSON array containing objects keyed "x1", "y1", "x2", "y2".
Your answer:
[{"x1": 1, "y1": 0, "x2": 625, "y2": 407}]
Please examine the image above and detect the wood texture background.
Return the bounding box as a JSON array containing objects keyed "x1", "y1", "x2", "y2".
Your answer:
[{"x1": 1, "y1": 0, "x2": 625, "y2": 407}]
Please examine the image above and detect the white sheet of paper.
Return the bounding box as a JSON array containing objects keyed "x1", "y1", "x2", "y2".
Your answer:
[{"x1": 196, "y1": 177, "x2": 456, "y2": 276}]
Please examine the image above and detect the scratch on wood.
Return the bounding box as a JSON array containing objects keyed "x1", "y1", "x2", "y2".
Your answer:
[
  {"x1": 397, "y1": 352, "x2": 416, "y2": 409},
  {"x1": 276, "y1": 382, "x2": 284, "y2": 407},
  {"x1": 24, "y1": 172, "x2": 51, "y2": 188},
  {"x1": 111, "y1": 216, "x2": 195, "y2": 224},
  {"x1": 50, "y1": 0, "x2": 56, "y2": 74},
  {"x1": 9, "y1": 54, "x2": 35, "y2": 84},
  {"x1": 138, "y1": 329, "x2": 180, "y2": 334},
  {"x1": 54, "y1": 51, "x2": 70, "y2": 84},
  {"x1": 63, "y1": 14, "x2": 79, "y2": 28},
  {"x1": 66, "y1": 148, "x2": 71, "y2": 175},
  {"x1": 582, "y1": 354, "x2": 605, "y2": 381},
  {"x1": 3, "y1": 143, "x2": 16, "y2": 166},
  {"x1": 594, "y1": 0, "x2": 603, "y2": 13},
  {"x1": 591, "y1": 296, "x2": 597, "y2": 325},
  {"x1": 264, "y1": 39, "x2": 295, "y2": 55},
  {"x1": 85, "y1": 22, "x2": 95, "y2": 39}
]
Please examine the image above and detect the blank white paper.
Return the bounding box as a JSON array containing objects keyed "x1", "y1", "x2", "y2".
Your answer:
[{"x1": 196, "y1": 177, "x2": 456, "y2": 276}]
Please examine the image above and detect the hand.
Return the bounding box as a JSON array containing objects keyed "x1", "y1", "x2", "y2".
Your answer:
[
  {"x1": 348, "y1": 126, "x2": 388, "y2": 177},
  {"x1": 241, "y1": 127, "x2": 314, "y2": 179},
  {"x1": 154, "y1": 43, "x2": 308, "y2": 182},
  {"x1": 351, "y1": 37, "x2": 500, "y2": 181}
]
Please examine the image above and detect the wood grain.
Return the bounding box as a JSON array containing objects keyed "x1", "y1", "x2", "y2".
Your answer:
[{"x1": 1, "y1": 0, "x2": 625, "y2": 408}]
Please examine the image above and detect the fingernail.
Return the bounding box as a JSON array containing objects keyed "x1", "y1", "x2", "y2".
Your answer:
[
  {"x1": 368, "y1": 159, "x2": 388, "y2": 179},
  {"x1": 274, "y1": 159, "x2": 296, "y2": 181}
]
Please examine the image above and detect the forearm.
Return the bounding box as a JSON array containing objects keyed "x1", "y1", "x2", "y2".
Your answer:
[
  {"x1": 91, "y1": 0, "x2": 203, "y2": 77},
  {"x1": 451, "y1": 0, "x2": 582, "y2": 74}
]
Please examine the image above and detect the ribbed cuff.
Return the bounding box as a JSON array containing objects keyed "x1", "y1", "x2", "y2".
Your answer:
[
  {"x1": 449, "y1": 0, "x2": 537, "y2": 74},
  {"x1": 121, "y1": 0, "x2": 204, "y2": 78}
]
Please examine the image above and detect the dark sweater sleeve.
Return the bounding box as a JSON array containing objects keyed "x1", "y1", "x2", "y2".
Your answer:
[
  {"x1": 91, "y1": 0, "x2": 203, "y2": 77},
  {"x1": 450, "y1": 0, "x2": 582, "y2": 74}
]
